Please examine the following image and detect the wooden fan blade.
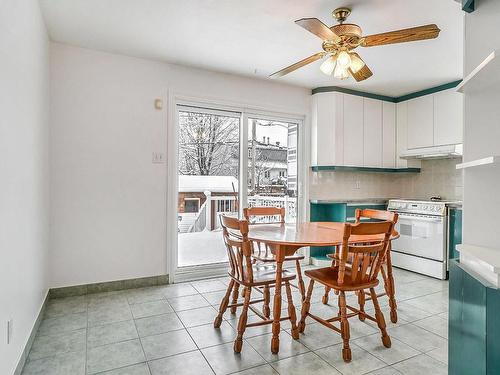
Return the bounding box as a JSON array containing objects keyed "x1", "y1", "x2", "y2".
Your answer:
[
  {"x1": 349, "y1": 63, "x2": 373, "y2": 82},
  {"x1": 270, "y1": 52, "x2": 325, "y2": 78},
  {"x1": 295, "y1": 18, "x2": 340, "y2": 42},
  {"x1": 362, "y1": 24, "x2": 440, "y2": 47}
]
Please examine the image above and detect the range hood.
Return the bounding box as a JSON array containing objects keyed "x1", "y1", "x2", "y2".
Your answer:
[{"x1": 400, "y1": 144, "x2": 463, "y2": 160}]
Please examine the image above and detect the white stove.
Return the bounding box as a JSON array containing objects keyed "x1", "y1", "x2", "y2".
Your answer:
[{"x1": 387, "y1": 199, "x2": 459, "y2": 279}]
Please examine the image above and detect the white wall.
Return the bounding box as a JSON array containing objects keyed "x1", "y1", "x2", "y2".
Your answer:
[
  {"x1": 0, "y1": 1, "x2": 50, "y2": 374},
  {"x1": 462, "y1": 0, "x2": 500, "y2": 249},
  {"x1": 49, "y1": 43, "x2": 310, "y2": 288}
]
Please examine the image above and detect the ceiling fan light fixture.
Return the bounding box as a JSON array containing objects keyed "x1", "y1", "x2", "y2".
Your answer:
[
  {"x1": 349, "y1": 52, "x2": 366, "y2": 74},
  {"x1": 333, "y1": 64, "x2": 350, "y2": 80},
  {"x1": 319, "y1": 54, "x2": 337, "y2": 75},
  {"x1": 336, "y1": 50, "x2": 351, "y2": 69}
]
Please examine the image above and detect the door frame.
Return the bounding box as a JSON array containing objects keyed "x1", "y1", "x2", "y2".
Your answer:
[{"x1": 167, "y1": 92, "x2": 309, "y2": 283}]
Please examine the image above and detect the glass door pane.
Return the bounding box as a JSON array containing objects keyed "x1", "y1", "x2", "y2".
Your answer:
[
  {"x1": 247, "y1": 118, "x2": 298, "y2": 222},
  {"x1": 177, "y1": 106, "x2": 240, "y2": 267}
]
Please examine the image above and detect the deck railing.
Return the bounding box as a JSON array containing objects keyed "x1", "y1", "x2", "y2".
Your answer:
[{"x1": 180, "y1": 194, "x2": 297, "y2": 233}]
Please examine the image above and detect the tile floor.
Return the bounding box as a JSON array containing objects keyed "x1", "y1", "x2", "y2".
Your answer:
[{"x1": 22, "y1": 266, "x2": 449, "y2": 375}]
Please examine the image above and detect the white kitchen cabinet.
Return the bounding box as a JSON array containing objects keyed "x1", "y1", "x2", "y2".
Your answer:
[
  {"x1": 311, "y1": 92, "x2": 343, "y2": 165},
  {"x1": 434, "y1": 89, "x2": 463, "y2": 145},
  {"x1": 363, "y1": 98, "x2": 383, "y2": 167},
  {"x1": 396, "y1": 102, "x2": 409, "y2": 168},
  {"x1": 382, "y1": 102, "x2": 396, "y2": 168},
  {"x1": 343, "y1": 95, "x2": 364, "y2": 166},
  {"x1": 407, "y1": 95, "x2": 434, "y2": 149}
]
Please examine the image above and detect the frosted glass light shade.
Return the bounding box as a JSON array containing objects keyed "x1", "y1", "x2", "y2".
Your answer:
[
  {"x1": 333, "y1": 64, "x2": 350, "y2": 80},
  {"x1": 320, "y1": 55, "x2": 337, "y2": 75},
  {"x1": 336, "y1": 51, "x2": 352, "y2": 69}
]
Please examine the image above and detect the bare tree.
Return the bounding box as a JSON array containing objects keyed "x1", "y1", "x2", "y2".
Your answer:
[{"x1": 178, "y1": 111, "x2": 239, "y2": 176}]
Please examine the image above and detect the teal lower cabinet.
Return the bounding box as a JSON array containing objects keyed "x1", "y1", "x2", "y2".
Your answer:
[
  {"x1": 309, "y1": 201, "x2": 386, "y2": 261},
  {"x1": 449, "y1": 207, "x2": 463, "y2": 260},
  {"x1": 449, "y1": 260, "x2": 500, "y2": 375}
]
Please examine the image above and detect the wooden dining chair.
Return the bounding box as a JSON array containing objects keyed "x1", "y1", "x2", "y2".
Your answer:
[
  {"x1": 298, "y1": 220, "x2": 395, "y2": 362},
  {"x1": 322, "y1": 209, "x2": 400, "y2": 323},
  {"x1": 243, "y1": 207, "x2": 306, "y2": 315},
  {"x1": 214, "y1": 214, "x2": 300, "y2": 353}
]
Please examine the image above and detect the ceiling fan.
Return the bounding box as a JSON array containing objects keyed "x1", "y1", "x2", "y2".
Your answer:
[{"x1": 270, "y1": 7, "x2": 440, "y2": 82}]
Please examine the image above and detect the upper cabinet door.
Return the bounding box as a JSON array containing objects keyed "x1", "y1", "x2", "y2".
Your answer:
[
  {"x1": 382, "y1": 102, "x2": 396, "y2": 168},
  {"x1": 343, "y1": 95, "x2": 364, "y2": 166},
  {"x1": 363, "y1": 98, "x2": 383, "y2": 167},
  {"x1": 434, "y1": 90, "x2": 463, "y2": 146},
  {"x1": 407, "y1": 95, "x2": 434, "y2": 149},
  {"x1": 311, "y1": 93, "x2": 343, "y2": 166}
]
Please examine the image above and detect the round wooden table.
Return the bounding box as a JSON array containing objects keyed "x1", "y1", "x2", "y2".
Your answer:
[{"x1": 246, "y1": 221, "x2": 399, "y2": 354}]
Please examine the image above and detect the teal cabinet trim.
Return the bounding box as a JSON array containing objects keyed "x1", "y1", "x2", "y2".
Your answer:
[
  {"x1": 312, "y1": 80, "x2": 462, "y2": 103},
  {"x1": 449, "y1": 260, "x2": 500, "y2": 375},
  {"x1": 394, "y1": 80, "x2": 463, "y2": 102},
  {"x1": 311, "y1": 165, "x2": 421, "y2": 173},
  {"x1": 309, "y1": 202, "x2": 345, "y2": 258},
  {"x1": 309, "y1": 202, "x2": 387, "y2": 258},
  {"x1": 462, "y1": 0, "x2": 475, "y2": 13},
  {"x1": 449, "y1": 208, "x2": 463, "y2": 260},
  {"x1": 311, "y1": 86, "x2": 396, "y2": 102}
]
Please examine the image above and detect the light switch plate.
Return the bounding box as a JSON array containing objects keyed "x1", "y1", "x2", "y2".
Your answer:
[{"x1": 152, "y1": 152, "x2": 165, "y2": 164}]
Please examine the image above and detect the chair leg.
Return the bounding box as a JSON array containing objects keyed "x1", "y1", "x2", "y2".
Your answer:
[
  {"x1": 370, "y1": 287, "x2": 391, "y2": 348},
  {"x1": 214, "y1": 279, "x2": 234, "y2": 328},
  {"x1": 263, "y1": 285, "x2": 271, "y2": 318},
  {"x1": 322, "y1": 286, "x2": 330, "y2": 304},
  {"x1": 298, "y1": 280, "x2": 314, "y2": 333},
  {"x1": 285, "y1": 281, "x2": 299, "y2": 339},
  {"x1": 295, "y1": 260, "x2": 306, "y2": 301},
  {"x1": 358, "y1": 289, "x2": 366, "y2": 321},
  {"x1": 385, "y1": 248, "x2": 398, "y2": 323},
  {"x1": 339, "y1": 291, "x2": 352, "y2": 362},
  {"x1": 230, "y1": 283, "x2": 239, "y2": 314},
  {"x1": 234, "y1": 286, "x2": 251, "y2": 353}
]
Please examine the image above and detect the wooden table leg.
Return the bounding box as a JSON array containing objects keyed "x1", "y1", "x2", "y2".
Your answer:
[
  {"x1": 271, "y1": 244, "x2": 285, "y2": 354},
  {"x1": 385, "y1": 243, "x2": 398, "y2": 323}
]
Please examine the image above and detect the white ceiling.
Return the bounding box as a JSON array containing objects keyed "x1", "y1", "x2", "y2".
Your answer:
[{"x1": 40, "y1": 0, "x2": 464, "y2": 96}]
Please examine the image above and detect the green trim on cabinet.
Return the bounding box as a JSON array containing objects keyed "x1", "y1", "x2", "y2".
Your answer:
[
  {"x1": 462, "y1": 0, "x2": 475, "y2": 13},
  {"x1": 312, "y1": 86, "x2": 396, "y2": 102},
  {"x1": 448, "y1": 207, "x2": 463, "y2": 260},
  {"x1": 311, "y1": 165, "x2": 421, "y2": 173},
  {"x1": 312, "y1": 80, "x2": 462, "y2": 103},
  {"x1": 394, "y1": 80, "x2": 463, "y2": 102}
]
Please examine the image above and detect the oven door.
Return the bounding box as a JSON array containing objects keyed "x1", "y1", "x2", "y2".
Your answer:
[{"x1": 392, "y1": 213, "x2": 446, "y2": 261}]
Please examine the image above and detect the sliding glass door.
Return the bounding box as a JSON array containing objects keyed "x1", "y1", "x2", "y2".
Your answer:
[
  {"x1": 246, "y1": 117, "x2": 298, "y2": 222},
  {"x1": 174, "y1": 105, "x2": 302, "y2": 274},
  {"x1": 177, "y1": 106, "x2": 240, "y2": 267}
]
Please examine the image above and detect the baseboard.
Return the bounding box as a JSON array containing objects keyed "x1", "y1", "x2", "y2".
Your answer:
[
  {"x1": 13, "y1": 291, "x2": 50, "y2": 375},
  {"x1": 49, "y1": 274, "x2": 169, "y2": 299}
]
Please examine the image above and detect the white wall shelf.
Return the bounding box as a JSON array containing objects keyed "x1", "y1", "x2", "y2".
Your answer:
[
  {"x1": 456, "y1": 50, "x2": 499, "y2": 93},
  {"x1": 456, "y1": 156, "x2": 500, "y2": 170}
]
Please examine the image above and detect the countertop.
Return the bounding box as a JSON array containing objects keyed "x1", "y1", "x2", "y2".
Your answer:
[{"x1": 310, "y1": 198, "x2": 391, "y2": 204}]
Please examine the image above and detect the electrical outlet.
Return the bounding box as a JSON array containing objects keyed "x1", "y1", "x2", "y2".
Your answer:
[
  {"x1": 152, "y1": 152, "x2": 165, "y2": 164},
  {"x1": 354, "y1": 180, "x2": 361, "y2": 189},
  {"x1": 7, "y1": 319, "x2": 13, "y2": 344}
]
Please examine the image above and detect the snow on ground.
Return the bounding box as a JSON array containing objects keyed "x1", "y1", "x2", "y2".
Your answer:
[{"x1": 178, "y1": 229, "x2": 227, "y2": 267}]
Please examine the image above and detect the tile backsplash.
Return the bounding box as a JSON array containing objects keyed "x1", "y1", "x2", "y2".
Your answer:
[{"x1": 309, "y1": 158, "x2": 463, "y2": 201}]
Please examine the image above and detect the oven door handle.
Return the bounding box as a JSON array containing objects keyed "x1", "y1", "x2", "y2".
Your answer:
[{"x1": 397, "y1": 214, "x2": 444, "y2": 223}]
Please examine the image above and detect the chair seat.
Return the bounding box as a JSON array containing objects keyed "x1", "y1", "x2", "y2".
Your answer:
[
  {"x1": 305, "y1": 267, "x2": 379, "y2": 291},
  {"x1": 231, "y1": 264, "x2": 296, "y2": 287},
  {"x1": 252, "y1": 253, "x2": 305, "y2": 262}
]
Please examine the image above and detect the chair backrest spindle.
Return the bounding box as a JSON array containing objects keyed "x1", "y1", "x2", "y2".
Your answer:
[
  {"x1": 337, "y1": 221, "x2": 394, "y2": 287},
  {"x1": 220, "y1": 215, "x2": 254, "y2": 283}
]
